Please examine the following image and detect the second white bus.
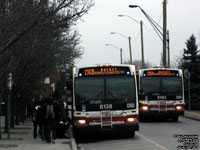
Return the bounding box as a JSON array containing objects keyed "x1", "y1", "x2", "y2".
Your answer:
[{"x1": 138, "y1": 68, "x2": 184, "y2": 121}]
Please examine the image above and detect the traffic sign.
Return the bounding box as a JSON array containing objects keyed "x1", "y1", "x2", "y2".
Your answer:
[{"x1": 184, "y1": 69, "x2": 190, "y2": 79}]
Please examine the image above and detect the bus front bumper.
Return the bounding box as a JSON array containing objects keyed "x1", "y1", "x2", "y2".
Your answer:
[
  {"x1": 73, "y1": 123, "x2": 139, "y2": 135},
  {"x1": 140, "y1": 110, "x2": 184, "y2": 118}
]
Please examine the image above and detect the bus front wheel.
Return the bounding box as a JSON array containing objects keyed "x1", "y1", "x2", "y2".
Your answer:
[
  {"x1": 126, "y1": 130, "x2": 135, "y2": 137},
  {"x1": 172, "y1": 116, "x2": 179, "y2": 122}
]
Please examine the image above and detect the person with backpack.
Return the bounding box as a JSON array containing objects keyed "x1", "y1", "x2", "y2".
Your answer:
[{"x1": 45, "y1": 97, "x2": 57, "y2": 143}]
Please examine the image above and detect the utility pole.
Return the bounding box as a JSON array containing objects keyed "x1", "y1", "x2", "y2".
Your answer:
[
  {"x1": 140, "y1": 20, "x2": 145, "y2": 68},
  {"x1": 167, "y1": 30, "x2": 170, "y2": 67},
  {"x1": 163, "y1": 0, "x2": 167, "y2": 68}
]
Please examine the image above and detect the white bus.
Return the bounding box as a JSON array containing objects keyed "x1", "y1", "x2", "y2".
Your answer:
[
  {"x1": 72, "y1": 64, "x2": 139, "y2": 137},
  {"x1": 138, "y1": 68, "x2": 185, "y2": 121}
]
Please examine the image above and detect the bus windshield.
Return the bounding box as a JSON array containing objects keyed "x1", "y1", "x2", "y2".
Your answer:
[
  {"x1": 75, "y1": 76, "x2": 136, "y2": 105},
  {"x1": 140, "y1": 77, "x2": 182, "y2": 96},
  {"x1": 75, "y1": 77, "x2": 104, "y2": 105},
  {"x1": 106, "y1": 76, "x2": 136, "y2": 103}
]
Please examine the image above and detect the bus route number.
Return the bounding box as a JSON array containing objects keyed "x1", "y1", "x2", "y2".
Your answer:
[
  {"x1": 100, "y1": 104, "x2": 112, "y2": 110},
  {"x1": 84, "y1": 69, "x2": 95, "y2": 75}
]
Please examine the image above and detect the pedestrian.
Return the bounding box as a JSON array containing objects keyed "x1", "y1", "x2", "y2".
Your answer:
[
  {"x1": 56, "y1": 97, "x2": 67, "y2": 138},
  {"x1": 57, "y1": 96, "x2": 72, "y2": 138},
  {"x1": 31, "y1": 100, "x2": 39, "y2": 139},
  {"x1": 37, "y1": 98, "x2": 46, "y2": 140},
  {"x1": 45, "y1": 97, "x2": 56, "y2": 143},
  {"x1": 64, "y1": 98, "x2": 72, "y2": 137}
]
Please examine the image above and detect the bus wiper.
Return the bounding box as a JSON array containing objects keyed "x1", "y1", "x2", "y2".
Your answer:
[
  {"x1": 162, "y1": 86, "x2": 169, "y2": 95},
  {"x1": 108, "y1": 90, "x2": 117, "y2": 99},
  {"x1": 94, "y1": 91, "x2": 103, "y2": 99}
]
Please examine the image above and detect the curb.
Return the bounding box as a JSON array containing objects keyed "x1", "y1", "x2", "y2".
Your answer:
[
  {"x1": 181, "y1": 116, "x2": 200, "y2": 122},
  {"x1": 69, "y1": 127, "x2": 77, "y2": 150},
  {"x1": 70, "y1": 137, "x2": 77, "y2": 150}
]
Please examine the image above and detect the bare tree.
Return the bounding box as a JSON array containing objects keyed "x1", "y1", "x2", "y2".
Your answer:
[
  {"x1": 123, "y1": 59, "x2": 154, "y2": 70},
  {"x1": 0, "y1": 0, "x2": 94, "y2": 125}
]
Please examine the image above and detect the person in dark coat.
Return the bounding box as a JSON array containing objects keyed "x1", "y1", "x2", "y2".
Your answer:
[
  {"x1": 57, "y1": 96, "x2": 72, "y2": 138},
  {"x1": 45, "y1": 97, "x2": 60, "y2": 143},
  {"x1": 37, "y1": 99, "x2": 46, "y2": 140},
  {"x1": 31, "y1": 100, "x2": 39, "y2": 139}
]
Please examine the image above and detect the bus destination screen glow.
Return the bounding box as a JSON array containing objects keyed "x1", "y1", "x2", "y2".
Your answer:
[
  {"x1": 78, "y1": 67, "x2": 131, "y2": 76},
  {"x1": 143, "y1": 70, "x2": 179, "y2": 77}
]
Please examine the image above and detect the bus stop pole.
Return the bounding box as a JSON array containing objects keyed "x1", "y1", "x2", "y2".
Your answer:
[
  {"x1": 7, "y1": 72, "x2": 12, "y2": 139},
  {"x1": 188, "y1": 78, "x2": 191, "y2": 111},
  {"x1": 184, "y1": 69, "x2": 191, "y2": 111}
]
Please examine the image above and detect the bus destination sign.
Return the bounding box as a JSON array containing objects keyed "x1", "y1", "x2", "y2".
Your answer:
[
  {"x1": 79, "y1": 67, "x2": 130, "y2": 76},
  {"x1": 144, "y1": 70, "x2": 179, "y2": 76}
]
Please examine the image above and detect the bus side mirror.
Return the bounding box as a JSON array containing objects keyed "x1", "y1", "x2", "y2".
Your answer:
[
  {"x1": 139, "y1": 89, "x2": 144, "y2": 95},
  {"x1": 64, "y1": 86, "x2": 72, "y2": 97}
]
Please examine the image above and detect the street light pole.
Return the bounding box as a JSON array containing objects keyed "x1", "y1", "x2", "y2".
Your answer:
[
  {"x1": 140, "y1": 20, "x2": 145, "y2": 68},
  {"x1": 118, "y1": 15, "x2": 145, "y2": 68},
  {"x1": 105, "y1": 44, "x2": 123, "y2": 64},
  {"x1": 128, "y1": 36, "x2": 133, "y2": 65},
  {"x1": 129, "y1": 4, "x2": 169, "y2": 68},
  {"x1": 128, "y1": 36, "x2": 133, "y2": 64},
  {"x1": 120, "y1": 48, "x2": 123, "y2": 64},
  {"x1": 110, "y1": 32, "x2": 132, "y2": 64}
]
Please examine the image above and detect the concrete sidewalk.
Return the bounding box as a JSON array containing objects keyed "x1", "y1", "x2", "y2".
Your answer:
[
  {"x1": 183, "y1": 110, "x2": 200, "y2": 121},
  {"x1": 0, "y1": 117, "x2": 76, "y2": 150},
  {"x1": 0, "y1": 110, "x2": 199, "y2": 150}
]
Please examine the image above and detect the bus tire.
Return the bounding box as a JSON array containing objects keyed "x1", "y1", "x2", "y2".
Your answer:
[
  {"x1": 127, "y1": 131, "x2": 135, "y2": 137},
  {"x1": 172, "y1": 116, "x2": 179, "y2": 122}
]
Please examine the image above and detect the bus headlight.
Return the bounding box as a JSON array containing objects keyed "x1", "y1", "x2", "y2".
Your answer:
[
  {"x1": 127, "y1": 117, "x2": 137, "y2": 123},
  {"x1": 142, "y1": 106, "x2": 149, "y2": 111},
  {"x1": 176, "y1": 105, "x2": 183, "y2": 110},
  {"x1": 78, "y1": 119, "x2": 86, "y2": 124}
]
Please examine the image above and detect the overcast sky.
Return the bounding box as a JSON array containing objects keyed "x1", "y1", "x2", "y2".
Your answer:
[{"x1": 76, "y1": 0, "x2": 200, "y2": 67}]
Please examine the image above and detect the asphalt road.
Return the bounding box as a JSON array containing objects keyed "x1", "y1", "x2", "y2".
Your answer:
[{"x1": 77, "y1": 117, "x2": 200, "y2": 150}]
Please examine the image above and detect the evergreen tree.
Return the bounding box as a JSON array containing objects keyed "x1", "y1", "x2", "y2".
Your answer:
[
  {"x1": 183, "y1": 34, "x2": 199, "y2": 62},
  {"x1": 182, "y1": 34, "x2": 200, "y2": 109}
]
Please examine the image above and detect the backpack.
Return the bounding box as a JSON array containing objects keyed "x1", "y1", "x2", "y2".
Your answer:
[
  {"x1": 32, "y1": 111, "x2": 37, "y2": 122},
  {"x1": 47, "y1": 105, "x2": 55, "y2": 118}
]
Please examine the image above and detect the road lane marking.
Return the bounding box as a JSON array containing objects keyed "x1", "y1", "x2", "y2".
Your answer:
[{"x1": 136, "y1": 132, "x2": 168, "y2": 150}]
